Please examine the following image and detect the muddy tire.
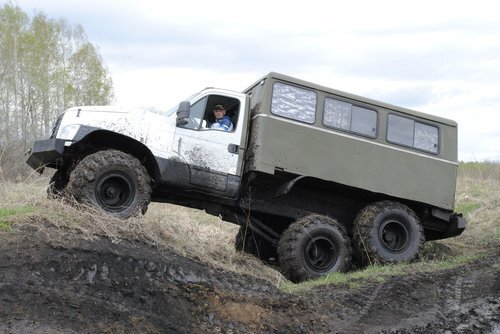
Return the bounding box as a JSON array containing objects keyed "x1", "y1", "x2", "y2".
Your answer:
[
  {"x1": 66, "y1": 150, "x2": 151, "y2": 219},
  {"x1": 278, "y1": 215, "x2": 352, "y2": 283},
  {"x1": 235, "y1": 227, "x2": 276, "y2": 261},
  {"x1": 47, "y1": 169, "x2": 69, "y2": 198},
  {"x1": 353, "y1": 201, "x2": 424, "y2": 265}
]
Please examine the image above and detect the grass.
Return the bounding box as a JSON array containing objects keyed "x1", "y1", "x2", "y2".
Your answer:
[
  {"x1": 0, "y1": 204, "x2": 36, "y2": 230},
  {"x1": 0, "y1": 206, "x2": 35, "y2": 218},
  {"x1": 283, "y1": 253, "x2": 485, "y2": 293},
  {"x1": 0, "y1": 177, "x2": 282, "y2": 284},
  {"x1": 0, "y1": 221, "x2": 13, "y2": 230},
  {"x1": 450, "y1": 161, "x2": 500, "y2": 254},
  {"x1": 0, "y1": 162, "x2": 498, "y2": 291},
  {"x1": 454, "y1": 202, "x2": 481, "y2": 216}
]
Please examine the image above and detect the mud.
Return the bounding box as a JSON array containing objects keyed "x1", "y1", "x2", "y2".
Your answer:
[{"x1": 0, "y1": 223, "x2": 498, "y2": 334}]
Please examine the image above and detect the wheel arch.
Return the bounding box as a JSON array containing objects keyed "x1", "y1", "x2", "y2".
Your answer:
[{"x1": 70, "y1": 128, "x2": 161, "y2": 183}]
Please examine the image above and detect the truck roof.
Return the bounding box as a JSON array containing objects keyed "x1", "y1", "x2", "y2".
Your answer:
[{"x1": 244, "y1": 72, "x2": 457, "y2": 127}]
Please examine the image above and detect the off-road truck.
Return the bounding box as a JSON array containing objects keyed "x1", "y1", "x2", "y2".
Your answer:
[{"x1": 27, "y1": 72, "x2": 466, "y2": 282}]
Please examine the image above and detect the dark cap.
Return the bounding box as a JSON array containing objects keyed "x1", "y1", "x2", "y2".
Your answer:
[{"x1": 214, "y1": 104, "x2": 225, "y2": 110}]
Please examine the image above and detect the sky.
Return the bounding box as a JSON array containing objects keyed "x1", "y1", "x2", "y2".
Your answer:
[{"x1": 9, "y1": 0, "x2": 500, "y2": 162}]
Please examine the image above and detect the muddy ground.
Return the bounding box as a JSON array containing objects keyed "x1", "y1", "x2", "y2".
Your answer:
[{"x1": 0, "y1": 222, "x2": 498, "y2": 334}]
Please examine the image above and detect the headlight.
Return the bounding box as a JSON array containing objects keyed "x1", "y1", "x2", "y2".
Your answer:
[{"x1": 58, "y1": 124, "x2": 81, "y2": 140}]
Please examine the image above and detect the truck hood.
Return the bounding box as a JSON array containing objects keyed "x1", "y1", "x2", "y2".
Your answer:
[
  {"x1": 66, "y1": 105, "x2": 166, "y2": 115},
  {"x1": 57, "y1": 105, "x2": 176, "y2": 148}
]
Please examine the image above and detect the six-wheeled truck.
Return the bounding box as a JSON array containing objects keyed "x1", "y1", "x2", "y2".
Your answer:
[{"x1": 27, "y1": 72, "x2": 466, "y2": 282}]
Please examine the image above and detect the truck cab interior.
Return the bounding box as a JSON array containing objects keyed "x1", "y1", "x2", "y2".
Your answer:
[{"x1": 203, "y1": 95, "x2": 240, "y2": 131}]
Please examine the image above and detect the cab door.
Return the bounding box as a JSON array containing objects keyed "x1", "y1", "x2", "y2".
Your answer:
[{"x1": 173, "y1": 91, "x2": 247, "y2": 198}]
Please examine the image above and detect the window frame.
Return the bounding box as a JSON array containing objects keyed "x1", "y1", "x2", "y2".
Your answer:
[
  {"x1": 322, "y1": 96, "x2": 378, "y2": 139},
  {"x1": 177, "y1": 94, "x2": 240, "y2": 132},
  {"x1": 178, "y1": 96, "x2": 208, "y2": 131},
  {"x1": 270, "y1": 81, "x2": 317, "y2": 124},
  {"x1": 386, "y1": 113, "x2": 440, "y2": 155}
]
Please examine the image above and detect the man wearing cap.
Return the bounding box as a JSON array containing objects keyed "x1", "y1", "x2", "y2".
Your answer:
[{"x1": 210, "y1": 105, "x2": 233, "y2": 131}]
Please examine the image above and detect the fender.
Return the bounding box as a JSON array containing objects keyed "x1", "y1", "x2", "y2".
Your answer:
[
  {"x1": 274, "y1": 175, "x2": 308, "y2": 197},
  {"x1": 72, "y1": 127, "x2": 161, "y2": 183}
]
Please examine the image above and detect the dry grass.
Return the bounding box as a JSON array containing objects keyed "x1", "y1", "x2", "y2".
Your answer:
[
  {"x1": 1, "y1": 162, "x2": 498, "y2": 289},
  {"x1": 434, "y1": 161, "x2": 500, "y2": 255},
  {"x1": 0, "y1": 176, "x2": 283, "y2": 285}
]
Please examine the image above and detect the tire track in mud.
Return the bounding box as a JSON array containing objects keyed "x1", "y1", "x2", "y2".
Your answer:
[
  {"x1": 320, "y1": 258, "x2": 500, "y2": 334},
  {"x1": 0, "y1": 225, "x2": 284, "y2": 334},
  {"x1": 448, "y1": 276, "x2": 464, "y2": 311},
  {"x1": 1, "y1": 223, "x2": 499, "y2": 334},
  {"x1": 444, "y1": 267, "x2": 489, "y2": 309},
  {"x1": 441, "y1": 266, "x2": 500, "y2": 334},
  {"x1": 444, "y1": 273, "x2": 475, "y2": 314},
  {"x1": 321, "y1": 280, "x2": 397, "y2": 333},
  {"x1": 348, "y1": 283, "x2": 385, "y2": 325}
]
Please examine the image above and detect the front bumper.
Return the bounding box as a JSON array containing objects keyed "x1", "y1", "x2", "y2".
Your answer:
[{"x1": 26, "y1": 138, "x2": 65, "y2": 171}]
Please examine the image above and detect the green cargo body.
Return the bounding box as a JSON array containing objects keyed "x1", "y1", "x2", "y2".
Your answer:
[{"x1": 244, "y1": 72, "x2": 459, "y2": 211}]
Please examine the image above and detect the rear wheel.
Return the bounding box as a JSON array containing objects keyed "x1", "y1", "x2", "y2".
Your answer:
[
  {"x1": 67, "y1": 150, "x2": 151, "y2": 219},
  {"x1": 278, "y1": 215, "x2": 352, "y2": 283},
  {"x1": 353, "y1": 201, "x2": 424, "y2": 265}
]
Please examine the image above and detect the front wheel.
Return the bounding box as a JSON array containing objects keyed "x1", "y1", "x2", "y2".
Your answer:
[
  {"x1": 353, "y1": 201, "x2": 424, "y2": 265},
  {"x1": 67, "y1": 150, "x2": 151, "y2": 219},
  {"x1": 278, "y1": 215, "x2": 352, "y2": 283}
]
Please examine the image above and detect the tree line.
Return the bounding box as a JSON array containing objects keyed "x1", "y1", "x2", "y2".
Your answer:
[{"x1": 0, "y1": 3, "x2": 114, "y2": 180}]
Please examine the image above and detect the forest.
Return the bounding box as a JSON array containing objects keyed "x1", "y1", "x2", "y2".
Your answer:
[{"x1": 0, "y1": 2, "x2": 114, "y2": 180}]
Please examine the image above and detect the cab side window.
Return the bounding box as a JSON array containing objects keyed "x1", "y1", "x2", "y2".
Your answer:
[
  {"x1": 178, "y1": 95, "x2": 240, "y2": 131},
  {"x1": 203, "y1": 96, "x2": 240, "y2": 131},
  {"x1": 179, "y1": 97, "x2": 207, "y2": 130}
]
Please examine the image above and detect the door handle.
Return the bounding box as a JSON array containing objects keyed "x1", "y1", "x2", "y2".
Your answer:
[
  {"x1": 228, "y1": 144, "x2": 239, "y2": 154},
  {"x1": 177, "y1": 137, "x2": 182, "y2": 152}
]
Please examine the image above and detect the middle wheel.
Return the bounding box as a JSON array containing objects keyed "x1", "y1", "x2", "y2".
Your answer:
[{"x1": 278, "y1": 215, "x2": 352, "y2": 283}]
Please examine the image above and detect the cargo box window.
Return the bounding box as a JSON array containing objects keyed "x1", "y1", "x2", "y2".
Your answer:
[
  {"x1": 271, "y1": 82, "x2": 316, "y2": 123},
  {"x1": 323, "y1": 98, "x2": 377, "y2": 137},
  {"x1": 387, "y1": 114, "x2": 439, "y2": 153}
]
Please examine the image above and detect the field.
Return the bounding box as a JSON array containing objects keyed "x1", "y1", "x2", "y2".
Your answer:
[{"x1": 0, "y1": 162, "x2": 498, "y2": 333}]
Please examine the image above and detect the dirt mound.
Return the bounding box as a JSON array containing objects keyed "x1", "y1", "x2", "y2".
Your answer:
[{"x1": 0, "y1": 222, "x2": 499, "y2": 333}]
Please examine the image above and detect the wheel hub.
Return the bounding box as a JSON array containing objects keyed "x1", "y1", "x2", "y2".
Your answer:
[
  {"x1": 106, "y1": 186, "x2": 117, "y2": 198},
  {"x1": 380, "y1": 220, "x2": 410, "y2": 254},
  {"x1": 305, "y1": 237, "x2": 337, "y2": 272},
  {"x1": 383, "y1": 230, "x2": 396, "y2": 245},
  {"x1": 96, "y1": 172, "x2": 134, "y2": 212}
]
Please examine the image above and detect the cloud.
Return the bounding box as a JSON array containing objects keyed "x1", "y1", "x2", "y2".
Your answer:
[{"x1": 10, "y1": 0, "x2": 500, "y2": 161}]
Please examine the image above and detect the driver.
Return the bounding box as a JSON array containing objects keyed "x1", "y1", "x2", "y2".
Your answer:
[{"x1": 210, "y1": 105, "x2": 233, "y2": 131}]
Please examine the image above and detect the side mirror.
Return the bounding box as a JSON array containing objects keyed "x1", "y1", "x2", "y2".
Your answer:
[{"x1": 176, "y1": 101, "x2": 190, "y2": 126}]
